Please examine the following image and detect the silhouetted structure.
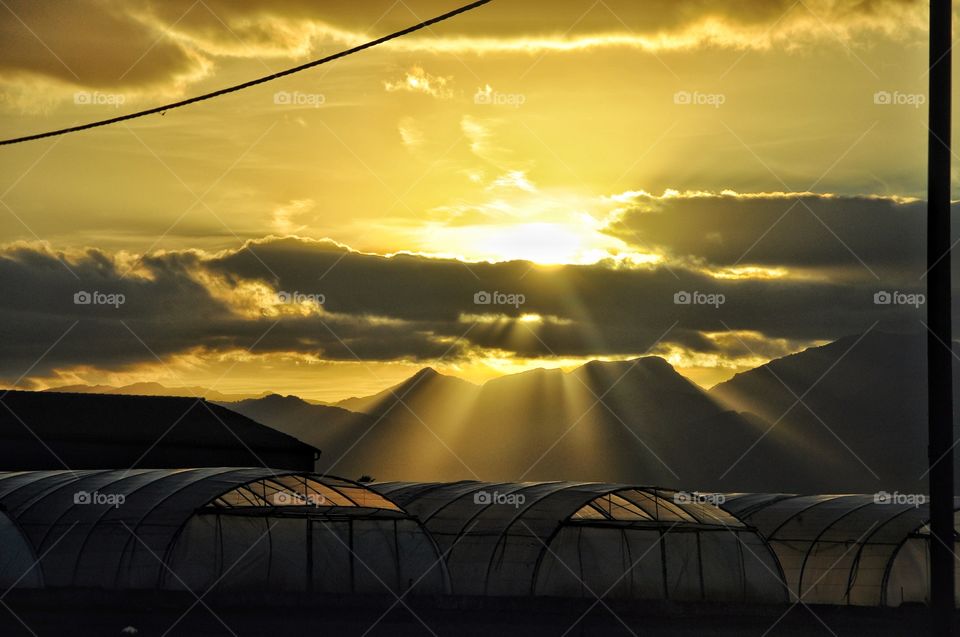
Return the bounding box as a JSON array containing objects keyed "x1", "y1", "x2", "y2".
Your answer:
[
  {"x1": 928, "y1": 1, "x2": 955, "y2": 635},
  {"x1": 375, "y1": 481, "x2": 786, "y2": 602},
  {"x1": 0, "y1": 391, "x2": 318, "y2": 471},
  {"x1": 3, "y1": 473, "x2": 960, "y2": 609},
  {"x1": 2, "y1": 475, "x2": 960, "y2": 635},
  {"x1": 723, "y1": 493, "x2": 960, "y2": 607},
  {"x1": 0, "y1": 468, "x2": 446, "y2": 593}
]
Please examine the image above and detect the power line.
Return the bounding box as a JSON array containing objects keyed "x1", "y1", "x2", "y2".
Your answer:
[{"x1": 0, "y1": 0, "x2": 492, "y2": 147}]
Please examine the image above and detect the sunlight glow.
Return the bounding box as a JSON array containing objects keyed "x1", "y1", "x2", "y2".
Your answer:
[
  {"x1": 708, "y1": 265, "x2": 790, "y2": 280},
  {"x1": 421, "y1": 221, "x2": 660, "y2": 266},
  {"x1": 476, "y1": 222, "x2": 590, "y2": 265}
]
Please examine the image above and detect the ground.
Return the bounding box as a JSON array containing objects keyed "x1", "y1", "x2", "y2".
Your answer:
[{"x1": 1, "y1": 591, "x2": 952, "y2": 636}]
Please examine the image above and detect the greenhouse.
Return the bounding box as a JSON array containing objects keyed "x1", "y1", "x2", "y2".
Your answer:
[
  {"x1": 2, "y1": 472, "x2": 957, "y2": 610},
  {"x1": 374, "y1": 481, "x2": 787, "y2": 602},
  {"x1": 0, "y1": 506, "x2": 39, "y2": 589},
  {"x1": 0, "y1": 468, "x2": 448, "y2": 594},
  {"x1": 721, "y1": 493, "x2": 960, "y2": 607}
]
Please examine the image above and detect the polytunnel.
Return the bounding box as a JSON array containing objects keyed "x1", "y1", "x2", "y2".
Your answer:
[
  {"x1": 721, "y1": 493, "x2": 960, "y2": 607},
  {"x1": 0, "y1": 505, "x2": 40, "y2": 588},
  {"x1": 0, "y1": 469, "x2": 448, "y2": 595},
  {"x1": 375, "y1": 481, "x2": 787, "y2": 603}
]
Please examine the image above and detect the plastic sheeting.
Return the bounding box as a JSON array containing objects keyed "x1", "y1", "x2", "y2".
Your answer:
[
  {"x1": 6, "y1": 471, "x2": 954, "y2": 607},
  {"x1": 722, "y1": 493, "x2": 960, "y2": 607},
  {"x1": 0, "y1": 469, "x2": 446, "y2": 594},
  {"x1": 376, "y1": 481, "x2": 787, "y2": 603},
  {"x1": 0, "y1": 508, "x2": 40, "y2": 588}
]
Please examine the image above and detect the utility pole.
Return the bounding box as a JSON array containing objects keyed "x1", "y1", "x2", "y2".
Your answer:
[{"x1": 928, "y1": 0, "x2": 954, "y2": 635}]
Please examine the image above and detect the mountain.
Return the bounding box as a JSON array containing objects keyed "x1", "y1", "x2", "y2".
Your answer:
[
  {"x1": 45, "y1": 382, "x2": 270, "y2": 402},
  {"x1": 710, "y1": 330, "x2": 944, "y2": 493},
  {"x1": 54, "y1": 332, "x2": 943, "y2": 493},
  {"x1": 222, "y1": 358, "x2": 806, "y2": 491},
  {"x1": 222, "y1": 332, "x2": 950, "y2": 493},
  {"x1": 223, "y1": 369, "x2": 483, "y2": 481},
  {"x1": 218, "y1": 394, "x2": 368, "y2": 443},
  {"x1": 444, "y1": 356, "x2": 800, "y2": 490},
  {"x1": 334, "y1": 367, "x2": 480, "y2": 414}
]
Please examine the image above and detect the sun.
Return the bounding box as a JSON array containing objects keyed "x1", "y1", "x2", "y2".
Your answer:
[
  {"x1": 371, "y1": 190, "x2": 666, "y2": 267},
  {"x1": 473, "y1": 222, "x2": 590, "y2": 265},
  {"x1": 429, "y1": 220, "x2": 659, "y2": 266}
]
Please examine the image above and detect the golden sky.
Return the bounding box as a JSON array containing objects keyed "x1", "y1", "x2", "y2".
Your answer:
[{"x1": 0, "y1": 0, "x2": 947, "y2": 400}]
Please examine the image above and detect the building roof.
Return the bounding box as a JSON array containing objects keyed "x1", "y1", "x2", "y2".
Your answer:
[{"x1": 0, "y1": 391, "x2": 318, "y2": 466}]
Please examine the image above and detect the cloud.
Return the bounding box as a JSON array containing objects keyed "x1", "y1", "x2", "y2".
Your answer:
[
  {"x1": 408, "y1": 0, "x2": 924, "y2": 54},
  {"x1": 168, "y1": 0, "x2": 924, "y2": 55},
  {"x1": 0, "y1": 0, "x2": 926, "y2": 105},
  {"x1": 270, "y1": 199, "x2": 314, "y2": 234},
  {"x1": 487, "y1": 170, "x2": 536, "y2": 193},
  {"x1": 460, "y1": 115, "x2": 516, "y2": 167},
  {"x1": 0, "y1": 0, "x2": 210, "y2": 100},
  {"x1": 0, "y1": 240, "x2": 464, "y2": 385},
  {"x1": 383, "y1": 66, "x2": 453, "y2": 99},
  {"x1": 654, "y1": 330, "x2": 829, "y2": 382},
  {"x1": 0, "y1": 232, "x2": 932, "y2": 387},
  {"x1": 603, "y1": 190, "x2": 929, "y2": 281},
  {"x1": 133, "y1": 0, "x2": 335, "y2": 59},
  {"x1": 398, "y1": 116, "x2": 425, "y2": 149}
]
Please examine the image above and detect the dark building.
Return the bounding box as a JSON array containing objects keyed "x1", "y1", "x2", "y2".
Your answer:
[{"x1": 0, "y1": 391, "x2": 318, "y2": 471}]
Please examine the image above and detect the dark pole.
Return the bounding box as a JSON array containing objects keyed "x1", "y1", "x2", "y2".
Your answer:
[{"x1": 929, "y1": 0, "x2": 954, "y2": 634}]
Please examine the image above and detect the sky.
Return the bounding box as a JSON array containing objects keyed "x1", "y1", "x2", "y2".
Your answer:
[{"x1": 0, "y1": 0, "x2": 949, "y2": 400}]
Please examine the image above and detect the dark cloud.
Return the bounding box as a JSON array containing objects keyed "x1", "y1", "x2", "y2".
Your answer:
[
  {"x1": 143, "y1": 0, "x2": 924, "y2": 40},
  {"x1": 605, "y1": 193, "x2": 934, "y2": 280},
  {"x1": 0, "y1": 1, "x2": 204, "y2": 90},
  {"x1": 0, "y1": 0, "x2": 924, "y2": 95},
  {"x1": 0, "y1": 243, "x2": 478, "y2": 382},
  {"x1": 208, "y1": 237, "x2": 927, "y2": 347},
  {"x1": 0, "y1": 235, "x2": 931, "y2": 383}
]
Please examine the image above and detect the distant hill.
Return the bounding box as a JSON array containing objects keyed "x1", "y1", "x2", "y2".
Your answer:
[
  {"x1": 222, "y1": 358, "x2": 814, "y2": 491},
  {"x1": 219, "y1": 394, "x2": 368, "y2": 443},
  {"x1": 334, "y1": 367, "x2": 480, "y2": 414},
  {"x1": 710, "y1": 330, "x2": 941, "y2": 493},
  {"x1": 220, "y1": 332, "x2": 949, "y2": 493},
  {"x1": 44, "y1": 382, "x2": 270, "y2": 402},
  {"x1": 39, "y1": 332, "x2": 942, "y2": 492}
]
